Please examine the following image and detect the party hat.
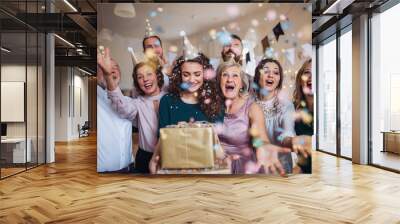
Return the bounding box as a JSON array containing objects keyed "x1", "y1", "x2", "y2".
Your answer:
[
  {"x1": 145, "y1": 19, "x2": 155, "y2": 37},
  {"x1": 181, "y1": 31, "x2": 199, "y2": 60},
  {"x1": 127, "y1": 47, "x2": 139, "y2": 66}
]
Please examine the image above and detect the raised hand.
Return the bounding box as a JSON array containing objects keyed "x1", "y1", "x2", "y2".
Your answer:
[
  {"x1": 291, "y1": 135, "x2": 312, "y2": 158},
  {"x1": 159, "y1": 54, "x2": 168, "y2": 67},
  {"x1": 97, "y1": 47, "x2": 113, "y2": 76},
  {"x1": 97, "y1": 47, "x2": 120, "y2": 91},
  {"x1": 256, "y1": 144, "x2": 291, "y2": 176}
]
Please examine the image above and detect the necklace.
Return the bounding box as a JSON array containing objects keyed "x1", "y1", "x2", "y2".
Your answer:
[{"x1": 255, "y1": 98, "x2": 281, "y2": 119}]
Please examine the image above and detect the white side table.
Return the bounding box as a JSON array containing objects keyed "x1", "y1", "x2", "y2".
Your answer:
[{"x1": 1, "y1": 138, "x2": 32, "y2": 163}]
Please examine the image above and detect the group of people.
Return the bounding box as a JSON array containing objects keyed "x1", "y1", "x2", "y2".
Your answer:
[{"x1": 97, "y1": 33, "x2": 313, "y2": 175}]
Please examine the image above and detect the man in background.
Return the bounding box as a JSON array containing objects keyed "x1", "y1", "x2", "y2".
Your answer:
[
  {"x1": 142, "y1": 35, "x2": 171, "y2": 91},
  {"x1": 221, "y1": 34, "x2": 252, "y2": 93},
  {"x1": 97, "y1": 62, "x2": 134, "y2": 172},
  {"x1": 142, "y1": 35, "x2": 167, "y2": 66},
  {"x1": 221, "y1": 34, "x2": 244, "y2": 65}
]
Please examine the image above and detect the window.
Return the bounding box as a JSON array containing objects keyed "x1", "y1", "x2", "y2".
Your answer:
[
  {"x1": 317, "y1": 36, "x2": 337, "y2": 154},
  {"x1": 340, "y1": 28, "x2": 352, "y2": 158},
  {"x1": 371, "y1": 2, "x2": 400, "y2": 171}
]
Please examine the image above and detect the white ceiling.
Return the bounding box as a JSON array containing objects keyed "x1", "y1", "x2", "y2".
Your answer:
[{"x1": 98, "y1": 3, "x2": 271, "y2": 42}]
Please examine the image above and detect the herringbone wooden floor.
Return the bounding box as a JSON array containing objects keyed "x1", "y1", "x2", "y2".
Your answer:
[{"x1": 1, "y1": 135, "x2": 399, "y2": 224}]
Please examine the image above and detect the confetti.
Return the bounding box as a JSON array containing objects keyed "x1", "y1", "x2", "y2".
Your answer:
[
  {"x1": 260, "y1": 88, "x2": 269, "y2": 96},
  {"x1": 149, "y1": 11, "x2": 157, "y2": 18},
  {"x1": 277, "y1": 90, "x2": 290, "y2": 103},
  {"x1": 157, "y1": 7, "x2": 163, "y2": 12},
  {"x1": 155, "y1": 26, "x2": 164, "y2": 34},
  {"x1": 217, "y1": 30, "x2": 232, "y2": 45},
  {"x1": 228, "y1": 22, "x2": 238, "y2": 30},
  {"x1": 154, "y1": 39, "x2": 161, "y2": 47},
  {"x1": 302, "y1": 43, "x2": 313, "y2": 58},
  {"x1": 281, "y1": 20, "x2": 291, "y2": 31},
  {"x1": 251, "y1": 82, "x2": 259, "y2": 90},
  {"x1": 302, "y1": 111, "x2": 313, "y2": 124},
  {"x1": 144, "y1": 49, "x2": 157, "y2": 61},
  {"x1": 225, "y1": 99, "x2": 232, "y2": 108},
  {"x1": 169, "y1": 45, "x2": 178, "y2": 53},
  {"x1": 226, "y1": 5, "x2": 240, "y2": 18},
  {"x1": 213, "y1": 144, "x2": 220, "y2": 151},
  {"x1": 280, "y1": 14, "x2": 287, "y2": 20},
  {"x1": 251, "y1": 19, "x2": 259, "y2": 27},
  {"x1": 209, "y1": 29, "x2": 217, "y2": 39},
  {"x1": 297, "y1": 32, "x2": 304, "y2": 39},
  {"x1": 284, "y1": 48, "x2": 295, "y2": 65},
  {"x1": 245, "y1": 161, "x2": 260, "y2": 174},
  {"x1": 189, "y1": 117, "x2": 195, "y2": 123},
  {"x1": 261, "y1": 35, "x2": 271, "y2": 53},
  {"x1": 204, "y1": 69, "x2": 216, "y2": 80},
  {"x1": 266, "y1": 10, "x2": 277, "y2": 21},
  {"x1": 300, "y1": 100, "x2": 306, "y2": 107},
  {"x1": 265, "y1": 47, "x2": 275, "y2": 58},
  {"x1": 204, "y1": 98, "x2": 211, "y2": 104},
  {"x1": 180, "y1": 82, "x2": 191, "y2": 90},
  {"x1": 273, "y1": 22, "x2": 284, "y2": 41},
  {"x1": 252, "y1": 138, "x2": 264, "y2": 148},
  {"x1": 180, "y1": 30, "x2": 186, "y2": 37}
]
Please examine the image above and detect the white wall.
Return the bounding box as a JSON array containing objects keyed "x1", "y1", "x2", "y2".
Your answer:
[
  {"x1": 1, "y1": 64, "x2": 46, "y2": 164},
  {"x1": 1, "y1": 65, "x2": 38, "y2": 138},
  {"x1": 54, "y1": 66, "x2": 89, "y2": 141}
]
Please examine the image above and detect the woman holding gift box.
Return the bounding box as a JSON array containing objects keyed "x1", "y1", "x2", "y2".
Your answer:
[
  {"x1": 216, "y1": 60, "x2": 290, "y2": 175},
  {"x1": 253, "y1": 58, "x2": 311, "y2": 174},
  {"x1": 149, "y1": 52, "x2": 224, "y2": 173},
  {"x1": 98, "y1": 47, "x2": 166, "y2": 173}
]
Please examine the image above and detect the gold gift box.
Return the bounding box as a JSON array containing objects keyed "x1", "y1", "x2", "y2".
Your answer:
[{"x1": 160, "y1": 125, "x2": 218, "y2": 169}]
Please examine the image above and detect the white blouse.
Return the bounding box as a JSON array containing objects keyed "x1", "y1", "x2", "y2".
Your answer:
[{"x1": 255, "y1": 96, "x2": 296, "y2": 146}]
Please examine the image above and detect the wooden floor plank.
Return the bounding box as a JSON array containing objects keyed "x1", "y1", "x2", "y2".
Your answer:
[{"x1": 0, "y1": 135, "x2": 399, "y2": 223}]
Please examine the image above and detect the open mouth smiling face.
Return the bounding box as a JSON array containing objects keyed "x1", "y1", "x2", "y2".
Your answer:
[
  {"x1": 259, "y1": 62, "x2": 281, "y2": 92},
  {"x1": 137, "y1": 64, "x2": 159, "y2": 96},
  {"x1": 220, "y1": 66, "x2": 242, "y2": 99},
  {"x1": 301, "y1": 65, "x2": 312, "y2": 95}
]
